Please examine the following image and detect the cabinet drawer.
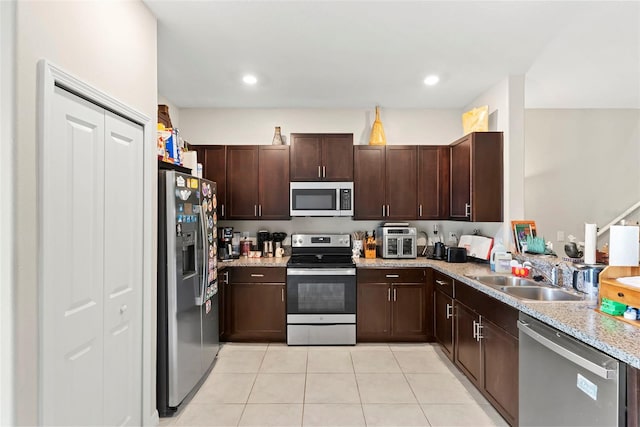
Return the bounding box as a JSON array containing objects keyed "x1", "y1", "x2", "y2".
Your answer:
[
  {"x1": 600, "y1": 282, "x2": 640, "y2": 308},
  {"x1": 358, "y1": 268, "x2": 425, "y2": 284},
  {"x1": 433, "y1": 271, "x2": 454, "y2": 297},
  {"x1": 230, "y1": 267, "x2": 286, "y2": 283}
]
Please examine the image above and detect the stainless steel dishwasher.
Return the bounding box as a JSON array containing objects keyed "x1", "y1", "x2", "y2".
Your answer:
[{"x1": 518, "y1": 313, "x2": 626, "y2": 426}]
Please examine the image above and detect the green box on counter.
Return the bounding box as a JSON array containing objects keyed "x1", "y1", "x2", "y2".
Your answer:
[{"x1": 600, "y1": 298, "x2": 627, "y2": 316}]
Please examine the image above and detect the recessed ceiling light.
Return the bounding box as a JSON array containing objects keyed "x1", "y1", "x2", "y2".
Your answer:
[
  {"x1": 242, "y1": 74, "x2": 258, "y2": 85},
  {"x1": 423, "y1": 75, "x2": 440, "y2": 86}
]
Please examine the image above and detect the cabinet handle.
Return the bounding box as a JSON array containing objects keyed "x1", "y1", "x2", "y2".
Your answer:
[
  {"x1": 281, "y1": 288, "x2": 285, "y2": 302},
  {"x1": 477, "y1": 322, "x2": 484, "y2": 341},
  {"x1": 223, "y1": 271, "x2": 229, "y2": 284},
  {"x1": 387, "y1": 205, "x2": 390, "y2": 217},
  {"x1": 250, "y1": 274, "x2": 264, "y2": 278},
  {"x1": 435, "y1": 280, "x2": 448, "y2": 286},
  {"x1": 446, "y1": 303, "x2": 453, "y2": 319},
  {"x1": 221, "y1": 204, "x2": 225, "y2": 217},
  {"x1": 318, "y1": 166, "x2": 321, "y2": 178},
  {"x1": 393, "y1": 288, "x2": 397, "y2": 301},
  {"x1": 388, "y1": 288, "x2": 391, "y2": 302},
  {"x1": 473, "y1": 320, "x2": 484, "y2": 341},
  {"x1": 323, "y1": 166, "x2": 326, "y2": 178},
  {"x1": 254, "y1": 205, "x2": 257, "y2": 216},
  {"x1": 385, "y1": 274, "x2": 399, "y2": 278},
  {"x1": 382, "y1": 205, "x2": 385, "y2": 217},
  {"x1": 465, "y1": 203, "x2": 471, "y2": 217},
  {"x1": 259, "y1": 204, "x2": 262, "y2": 217},
  {"x1": 419, "y1": 204, "x2": 423, "y2": 217}
]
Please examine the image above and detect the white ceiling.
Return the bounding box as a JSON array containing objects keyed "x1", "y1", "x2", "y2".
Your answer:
[{"x1": 145, "y1": 1, "x2": 640, "y2": 109}]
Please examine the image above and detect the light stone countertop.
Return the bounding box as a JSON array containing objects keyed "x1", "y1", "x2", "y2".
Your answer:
[
  {"x1": 217, "y1": 255, "x2": 640, "y2": 368},
  {"x1": 218, "y1": 256, "x2": 290, "y2": 269}
]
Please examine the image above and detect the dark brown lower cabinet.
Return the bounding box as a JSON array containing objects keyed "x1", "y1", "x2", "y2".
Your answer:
[
  {"x1": 481, "y1": 318, "x2": 518, "y2": 426},
  {"x1": 357, "y1": 282, "x2": 392, "y2": 339},
  {"x1": 225, "y1": 268, "x2": 286, "y2": 342},
  {"x1": 357, "y1": 269, "x2": 430, "y2": 342},
  {"x1": 433, "y1": 288, "x2": 454, "y2": 360},
  {"x1": 393, "y1": 283, "x2": 429, "y2": 338},
  {"x1": 432, "y1": 274, "x2": 518, "y2": 426},
  {"x1": 454, "y1": 281, "x2": 519, "y2": 426},
  {"x1": 454, "y1": 301, "x2": 481, "y2": 387}
]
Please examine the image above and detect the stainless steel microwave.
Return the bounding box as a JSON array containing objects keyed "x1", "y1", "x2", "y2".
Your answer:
[{"x1": 290, "y1": 182, "x2": 354, "y2": 217}]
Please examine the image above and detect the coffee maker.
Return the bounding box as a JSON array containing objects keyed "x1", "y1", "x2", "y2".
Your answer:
[{"x1": 218, "y1": 227, "x2": 237, "y2": 260}]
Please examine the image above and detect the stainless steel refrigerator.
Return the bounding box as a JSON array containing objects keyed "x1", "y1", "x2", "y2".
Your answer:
[{"x1": 157, "y1": 170, "x2": 219, "y2": 417}]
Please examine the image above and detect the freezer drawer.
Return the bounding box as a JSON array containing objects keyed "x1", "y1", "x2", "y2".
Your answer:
[{"x1": 518, "y1": 313, "x2": 625, "y2": 426}]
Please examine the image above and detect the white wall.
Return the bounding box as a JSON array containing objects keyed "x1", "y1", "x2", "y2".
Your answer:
[
  {"x1": 464, "y1": 76, "x2": 526, "y2": 249},
  {"x1": 524, "y1": 109, "x2": 640, "y2": 255},
  {"x1": 179, "y1": 108, "x2": 462, "y2": 146},
  {"x1": 0, "y1": 1, "x2": 16, "y2": 425},
  {"x1": 15, "y1": 2, "x2": 157, "y2": 425}
]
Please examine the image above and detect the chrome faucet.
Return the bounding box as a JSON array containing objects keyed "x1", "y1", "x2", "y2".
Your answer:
[{"x1": 523, "y1": 261, "x2": 560, "y2": 287}]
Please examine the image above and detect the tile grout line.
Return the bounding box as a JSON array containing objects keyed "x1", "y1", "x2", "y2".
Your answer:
[
  {"x1": 301, "y1": 347, "x2": 309, "y2": 427},
  {"x1": 234, "y1": 344, "x2": 268, "y2": 426},
  {"x1": 390, "y1": 345, "x2": 434, "y2": 427},
  {"x1": 350, "y1": 346, "x2": 368, "y2": 427}
]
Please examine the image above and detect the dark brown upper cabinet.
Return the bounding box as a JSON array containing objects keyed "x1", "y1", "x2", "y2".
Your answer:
[
  {"x1": 417, "y1": 146, "x2": 450, "y2": 220},
  {"x1": 190, "y1": 145, "x2": 228, "y2": 219},
  {"x1": 353, "y1": 145, "x2": 417, "y2": 220},
  {"x1": 227, "y1": 145, "x2": 290, "y2": 220},
  {"x1": 450, "y1": 132, "x2": 503, "y2": 222},
  {"x1": 290, "y1": 133, "x2": 353, "y2": 181}
]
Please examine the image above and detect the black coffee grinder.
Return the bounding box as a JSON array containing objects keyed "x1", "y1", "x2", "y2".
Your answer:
[
  {"x1": 257, "y1": 230, "x2": 271, "y2": 257},
  {"x1": 218, "y1": 227, "x2": 236, "y2": 260}
]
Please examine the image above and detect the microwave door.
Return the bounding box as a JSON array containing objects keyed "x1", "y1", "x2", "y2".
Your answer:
[{"x1": 290, "y1": 187, "x2": 337, "y2": 216}]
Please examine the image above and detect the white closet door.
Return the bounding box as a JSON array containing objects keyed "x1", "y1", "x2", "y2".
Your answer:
[
  {"x1": 43, "y1": 86, "x2": 105, "y2": 426},
  {"x1": 102, "y1": 111, "x2": 143, "y2": 426}
]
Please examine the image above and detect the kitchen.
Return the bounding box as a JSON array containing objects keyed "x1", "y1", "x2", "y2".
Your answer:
[{"x1": 2, "y1": 1, "x2": 640, "y2": 427}]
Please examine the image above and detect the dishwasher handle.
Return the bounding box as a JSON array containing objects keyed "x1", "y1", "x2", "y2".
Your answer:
[{"x1": 517, "y1": 320, "x2": 616, "y2": 380}]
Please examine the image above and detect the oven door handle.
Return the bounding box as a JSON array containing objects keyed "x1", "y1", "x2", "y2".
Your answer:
[{"x1": 287, "y1": 268, "x2": 356, "y2": 276}]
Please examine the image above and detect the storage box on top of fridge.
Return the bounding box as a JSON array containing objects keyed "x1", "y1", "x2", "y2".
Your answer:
[{"x1": 157, "y1": 128, "x2": 183, "y2": 165}]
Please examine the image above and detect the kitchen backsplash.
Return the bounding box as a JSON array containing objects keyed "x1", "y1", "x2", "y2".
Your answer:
[{"x1": 219, "y1": 217, "x2": 504, "y2": 248}]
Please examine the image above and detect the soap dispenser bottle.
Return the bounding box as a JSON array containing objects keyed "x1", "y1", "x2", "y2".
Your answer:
[{"x1": 490, "y1": 240, "x2": 507, "y2": 272}]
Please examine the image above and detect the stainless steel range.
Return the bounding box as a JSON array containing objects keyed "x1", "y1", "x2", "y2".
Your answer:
[{"x1": 286, "y1": 233, "x2": 356, "y2": 345}]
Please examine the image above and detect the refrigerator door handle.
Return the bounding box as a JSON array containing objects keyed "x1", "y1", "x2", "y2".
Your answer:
[{"x1": 196, "y1": 205, "x2": 208, "y2": 306}]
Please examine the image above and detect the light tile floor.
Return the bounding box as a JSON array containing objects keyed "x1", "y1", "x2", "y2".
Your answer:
[{"x1": 160, "y1": 343, "x2": 508, "y2": 427}]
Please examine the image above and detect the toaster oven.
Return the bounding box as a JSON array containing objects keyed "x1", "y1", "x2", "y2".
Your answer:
[{"x1": 376, "y1": 226, "x2": 417, "y2": 259}]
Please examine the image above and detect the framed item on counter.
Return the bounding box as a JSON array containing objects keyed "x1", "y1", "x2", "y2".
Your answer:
[{"x1": 511, "y1": 220, "x2": 537, "y2": 253}]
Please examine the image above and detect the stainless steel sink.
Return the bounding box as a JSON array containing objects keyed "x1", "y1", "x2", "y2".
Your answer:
[
  {"x1": 499, "y1": 286, "x2": 584, "y2": 302},
  {"x1": 466, "y1": 274, "x2": 585, "y2": 302},
  {"x1": 467, "y1": 275, "x2": 547, "y2": 288}
]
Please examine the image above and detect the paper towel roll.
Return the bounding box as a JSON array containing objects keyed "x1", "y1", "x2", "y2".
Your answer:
[
  {"x1": 584, "y1": 223, "x2": 597, "y2": 265},
  {"x1": 182, "y1": 151, "x2": 198, "y2": 176},
  {"x1": 609, "y1": 225, "x2": 640, "y2": 266}
]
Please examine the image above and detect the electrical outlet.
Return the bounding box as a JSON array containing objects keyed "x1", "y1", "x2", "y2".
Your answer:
[
  {"x1": 557, "y1": 231, "x2": 565, "y2": 242},
  {"x1": 448, "y1": 232, "x2": 456, "y2": 240}
]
